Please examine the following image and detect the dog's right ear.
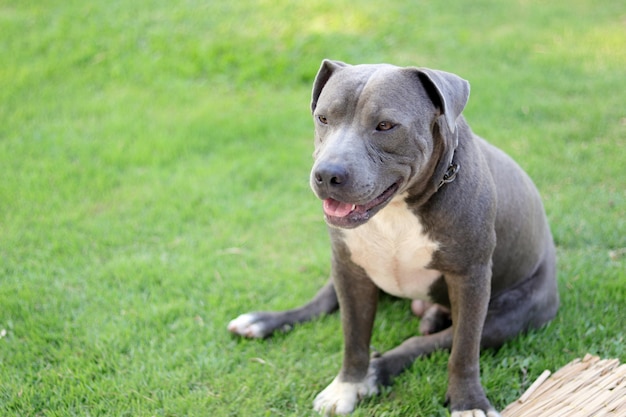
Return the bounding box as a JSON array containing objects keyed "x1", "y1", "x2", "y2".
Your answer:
[{"x1": 311, "y1": 59, "x2": 349, "y2": 113}]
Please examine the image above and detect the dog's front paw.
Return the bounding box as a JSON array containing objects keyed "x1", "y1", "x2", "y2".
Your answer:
[
  {"x1": 313, "y1": 369, "x2": 378, "y2": 415},
  {"x1": 227, "y1": 313, "x2": 273, "y2": 338},
  {"x1": 451, "y1": 409, "x2": 501, "y2": 417}
]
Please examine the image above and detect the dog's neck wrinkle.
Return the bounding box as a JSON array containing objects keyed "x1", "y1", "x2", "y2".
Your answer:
[{"x1": 405, "y1": 122, "x2": 457, "y2": 207}]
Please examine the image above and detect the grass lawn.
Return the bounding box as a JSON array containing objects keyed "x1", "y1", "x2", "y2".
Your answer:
[{"x1": 1, "y1": 0, "x2": 624, "y2": 416}]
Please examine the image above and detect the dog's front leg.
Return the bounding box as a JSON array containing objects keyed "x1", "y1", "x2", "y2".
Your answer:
[
  {"x1": 313, "y1": 258, "x2": 379, "y2": 416},
  {"x1": 445, "y1": 269, "x2": 501, "y2": 417}
]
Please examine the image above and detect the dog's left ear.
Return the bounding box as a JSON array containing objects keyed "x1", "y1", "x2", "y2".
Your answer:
[{"x1": 414, "y1": 68, "x2": 470, "y2": 133}]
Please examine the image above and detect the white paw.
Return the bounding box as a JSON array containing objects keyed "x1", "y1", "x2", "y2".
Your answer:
[
  {"x1": 313, "y1": 368, "x2": 378, "y2": 415},
  {"x1": 451, "y1": 410, "x2": 501, "y2": 417},
  {"x1": 227, "y1": 313, "x2": 267, "y2": 338}
]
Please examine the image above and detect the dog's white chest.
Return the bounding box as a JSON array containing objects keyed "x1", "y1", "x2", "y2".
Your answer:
[{"x1": 342, "y1": 194, "x2": 441, "y2": 300}]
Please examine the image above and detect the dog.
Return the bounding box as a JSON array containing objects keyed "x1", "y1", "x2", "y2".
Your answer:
[{"x1": 228, "y1": 60, "x2": 559, "y2": 416}]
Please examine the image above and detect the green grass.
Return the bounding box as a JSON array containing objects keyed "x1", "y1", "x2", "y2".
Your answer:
[{"x1": 1, "y1": 0, "x2": 624, "y2": 416}]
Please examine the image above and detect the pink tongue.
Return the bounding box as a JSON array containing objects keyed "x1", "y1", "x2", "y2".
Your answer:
[{"x1": 323, "y1": 198, "x2": 354, "y2": 218}]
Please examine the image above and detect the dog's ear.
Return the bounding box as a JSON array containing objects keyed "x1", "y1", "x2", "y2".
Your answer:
[
  {"x1": 311, "y1": 59, "x2": 349, "y2": 113},
  {"x1": 415, "y1": 69, "x2": 470, "y2": 133}
]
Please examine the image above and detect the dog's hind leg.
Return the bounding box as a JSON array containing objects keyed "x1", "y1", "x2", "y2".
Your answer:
[
  {"x1": 370, "y1": 327, "x2": 454, "y2": 386},
  {"x1": 481, "y1": 256, "x2": 559, "y2": 349},
  {"x1": 370, "y1": 256, "x2": 558, "y2": 389},
  {"x1": 414, "y1": 302, "x2": 452, "y2": 335},
  {"x1": 228, "y1": 280, "x2": 338, "y2": 338}
]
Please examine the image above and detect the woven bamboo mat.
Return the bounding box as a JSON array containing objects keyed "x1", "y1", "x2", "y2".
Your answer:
[{"x1": 501, "y1": 354, "x2": 626, "y2": 416}]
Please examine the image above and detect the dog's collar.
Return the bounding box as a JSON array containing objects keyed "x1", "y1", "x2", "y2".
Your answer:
[
  {"x1": 437, "y1": 128, "x2": 460, "y2": 190},
  {"x1": 437, "y1": 158, "x2": 460, "y2": 190}
]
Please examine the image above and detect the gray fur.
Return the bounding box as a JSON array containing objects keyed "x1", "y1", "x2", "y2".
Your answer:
[{"x1": 229, "y1": 60, "x2": 558, "y2": 416}]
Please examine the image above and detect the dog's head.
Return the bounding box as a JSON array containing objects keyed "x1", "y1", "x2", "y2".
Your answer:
[{"x1": 310, "y1": 60, "x2": 470, "y2": 228}]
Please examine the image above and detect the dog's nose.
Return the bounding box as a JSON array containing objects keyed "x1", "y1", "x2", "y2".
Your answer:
[{"x1": 314, "y1": 162, "x2": 349, "y2": 188}]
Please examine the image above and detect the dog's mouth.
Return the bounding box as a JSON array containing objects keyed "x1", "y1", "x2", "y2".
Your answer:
[{"x1": 322, "y1": 181, "x2": 400, "y2": 229}]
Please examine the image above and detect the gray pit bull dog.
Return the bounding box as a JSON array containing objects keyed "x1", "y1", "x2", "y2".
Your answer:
[{"x1": 228, "y1": 60, "x2": 559, "y2": 416}]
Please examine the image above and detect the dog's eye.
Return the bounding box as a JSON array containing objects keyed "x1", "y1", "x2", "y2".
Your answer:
[
  {"x1": 317, "y1": 115, "x2": 328, "y2": 125},
  {"x1": 376, "y1": 121, "x2": 395, "y2": 131}
]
